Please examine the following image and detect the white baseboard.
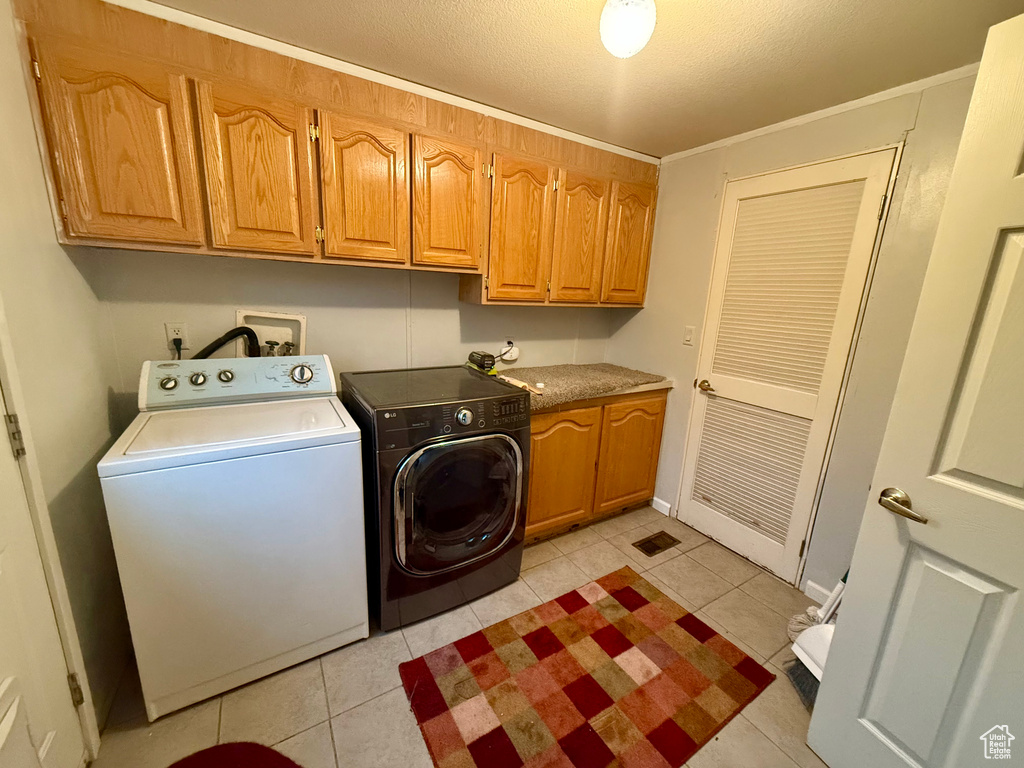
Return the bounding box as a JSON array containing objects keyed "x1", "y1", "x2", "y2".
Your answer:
[
  {"x1": 651, "y1": 497, "x2": 672, "y2": 516},
  {"x1": 803, "y1": 579, "x2": 831, "y2": 606}
]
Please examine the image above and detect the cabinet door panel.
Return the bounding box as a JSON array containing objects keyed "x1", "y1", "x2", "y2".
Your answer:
[
  {"x1": 526, "y1": 407, "x2": 603, "y2": 538},
  {"x1": 595, "y1": 394, "x2": 667, "y2": 514},
  {"x1": 602, "y1": 181, "x2": 656, "y2": 305},
  {"x1": 413, "y1": 135, "x2": 484, "y2": 269},
  {"x1": 197, "y1": 81, "x2": 317, "y2": 255},
  {"x1": 35, "y1": 43, "x2": 204, "y2": 245},
  {"x1": 550, "y1": 171, "x2": 608, "y2": 303},
  {"x1": 488, "y1": 155, "x2": 556, "y2": 301},
  {"x1": 320, "y1": 113, "x2": 409, "y2": 263}
]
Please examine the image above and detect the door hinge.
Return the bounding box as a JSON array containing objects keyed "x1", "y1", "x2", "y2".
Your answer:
[
  {"x1": 877, "y1": 193, "x2": 887, "y2": 220},
  {"x1": 484, "y1": 276, "x2": 490, "y2": 291},
  {"x1": 5, "y1": 414, "x2": 25, "y2": 459},
  {"x1": 308, "y1": 124, "x2": 320, "y2": 142},
  {"x1": 552, "y1": 179, "x2": 559, "y2": 191},
  {"x1": 314, "y1": 225, "x2": 325, "y2": 244},
  {"x1": 67, "y1": 673, "x2": 84, "y2": 708},
  {"x1": 482, "y1": 163, "x2": 493, "y2": 178},
  {"x1": 798, "y1": 539, "x2": 806, "y2": 558},
  {"x1": 546, "y1": 280, "x2": 551, "y2": 292},
  {"x1": 31, "y1": 59, "x2": 41, "y2": 82},
  {"x1": 57, "y1": 197, "x2": 68, "y2": 220}
]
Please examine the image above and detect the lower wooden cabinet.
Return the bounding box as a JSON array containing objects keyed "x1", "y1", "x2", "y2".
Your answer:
[
  {"x1": 525, "y1": 391, "x2": 667, "y2": 539},
  {"x1": 526, "y1": 407, "x2": 603, "y2": 539},
  {"x1": 594, "y1": 394, "x2": 667, "y2": 515}
]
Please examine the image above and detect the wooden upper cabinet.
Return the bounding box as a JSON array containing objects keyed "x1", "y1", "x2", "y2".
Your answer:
[
  {"x1": 487, "y1": 155, "x2": 557, "y2": 301},
  {"x1": 594, "y1": 393, "x2": 667, "y2": 515},
  {"x1": 550, "y1": 170, "x2": 609, "y2": 303},
  {"x1": 320, "y1": 113, "x2": 409, "y2": 263},
  {"x1": 34, "y1": 42, "x2": 204, "y2": 246},
  {"x1": 601, "y1": 181, "x2": 657, "y2": 305},
  {"x1": 413, "y1": 135, "x2": 484, "y2": 270},
  {"x1": 526, "y1": 407, "x2": 603, "y2": 538},
  {"x1": 196, "y1": 81, "x2": 318, "y2": 255}
]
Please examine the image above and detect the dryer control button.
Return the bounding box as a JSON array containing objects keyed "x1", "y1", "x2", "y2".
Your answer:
[
  {"x1": 217, "y1": 370, "x2": 234, "y2": 383},
  {"x1": 159, "y1": 376, "x2": 178, "y2": 391},
  {"x1": 455, "y1": 407, "x2": 474, "y2": 426}
]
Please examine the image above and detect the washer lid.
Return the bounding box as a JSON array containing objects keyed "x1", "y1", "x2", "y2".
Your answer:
[{"x1": 98, "y1": 397, "x2": 360, "y2": 476}]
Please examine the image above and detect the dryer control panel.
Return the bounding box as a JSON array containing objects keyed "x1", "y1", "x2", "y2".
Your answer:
[
  {"x1": 139, "y1": 355, "x2": 336, "y2": 411},
  {"x1": 373, "y1": 393, "x2": 529, "y2": 451}
]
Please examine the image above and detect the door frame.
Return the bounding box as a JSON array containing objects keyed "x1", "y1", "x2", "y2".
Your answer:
[
  {"x1": 0, "y1": 301, "x2": 98, "y2": 758},
  {"x1": 672, "y1": 143, "x2": 904, "y2": 586}
]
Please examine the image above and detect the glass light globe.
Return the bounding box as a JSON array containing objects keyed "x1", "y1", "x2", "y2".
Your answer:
[{"x1": 600, "y1": 0, "x2": 657, "y2": 59}]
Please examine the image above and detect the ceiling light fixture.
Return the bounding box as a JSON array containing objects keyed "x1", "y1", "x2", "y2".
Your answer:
[{"x1": 600, "y1": 0, "x2": 657, "y2": 59}]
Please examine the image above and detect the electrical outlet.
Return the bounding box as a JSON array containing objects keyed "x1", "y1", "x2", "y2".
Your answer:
[
  {"x1": 164, "y1": 322, "x2": 190, "y2": 350},
  {"x1": 499, "y1": 338, "x2": 520, "y2": 362}
]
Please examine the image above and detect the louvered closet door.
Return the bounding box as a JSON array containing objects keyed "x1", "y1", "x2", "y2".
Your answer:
[{"x1": 679, "y1": 150, "x2": 896, "y2": 581}]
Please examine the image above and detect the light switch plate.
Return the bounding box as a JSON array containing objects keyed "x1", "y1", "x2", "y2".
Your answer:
[{"x1": 683, "y1": 325, "x2": 696, "y2": 346}]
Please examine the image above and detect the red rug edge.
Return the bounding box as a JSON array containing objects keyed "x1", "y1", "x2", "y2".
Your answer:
[{"x1": 167, "y1": 742, "x2": 303, "y2": 768}]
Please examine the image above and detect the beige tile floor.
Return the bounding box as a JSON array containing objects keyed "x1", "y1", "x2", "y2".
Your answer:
[{"x1": 95, "y1": 507, "x2": 826, "y2": 768}]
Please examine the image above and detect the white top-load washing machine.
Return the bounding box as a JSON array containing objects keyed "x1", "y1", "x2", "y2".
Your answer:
[{"x1": 98, "y1": 355, "x2": 366, "y2": 721}]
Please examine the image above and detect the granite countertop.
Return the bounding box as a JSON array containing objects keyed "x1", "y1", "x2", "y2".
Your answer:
[{"x1": 502, "y1": 363, "x2": 670, "y2": 411}]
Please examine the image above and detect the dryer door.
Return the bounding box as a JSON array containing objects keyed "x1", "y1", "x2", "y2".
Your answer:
[{"x1": 394, "y1": 434, "x2": 522, "y2": 575}]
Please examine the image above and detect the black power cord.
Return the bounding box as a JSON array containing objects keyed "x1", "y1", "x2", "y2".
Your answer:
[{"x1": 172, "y1": 337, "x2": 183, "y2": 360}]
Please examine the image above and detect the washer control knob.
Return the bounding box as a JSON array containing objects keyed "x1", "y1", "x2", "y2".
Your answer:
[
  {"x1": 455, "y1": 407, "x2": 474, "y2": 426},
  {"x1": 217, "y1": 370, "x2": 234, "y2": 383},
  {"x1": 290, "y1": 364, "x2": 314, "y2": 384},
  {"x1": 159, "y1": 376, "x2": 178, "y2": 391},
  {"x1": 189, "y1": 373, "x2": 207, "y2": 386}
]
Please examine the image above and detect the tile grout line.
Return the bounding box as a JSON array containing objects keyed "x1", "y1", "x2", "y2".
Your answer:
[
  {"x1": 735, "y1": 713, "x2": 806, "y2": 768},
  {"x1": 333, "y1": 682, "x2": 406, "y2": 721},
  {"x1": 290, "y1": 659, "x2": 340, "y2": 768}
]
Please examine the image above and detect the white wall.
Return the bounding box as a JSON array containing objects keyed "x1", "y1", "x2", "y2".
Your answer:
[
  {"x1": 72, "y1": 250, "x2": 616, "y2": 428},
  {"x1": 0, "y1": 0, "x2": 130, "y2": 724},
  {"x1": 606, "y1": 75, "x2": 975, "y2": 592}
]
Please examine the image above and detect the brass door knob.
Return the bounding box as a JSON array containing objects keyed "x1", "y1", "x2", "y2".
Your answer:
[{"x1": 878, "y1": 487, "x2": 928, "y2": 524}]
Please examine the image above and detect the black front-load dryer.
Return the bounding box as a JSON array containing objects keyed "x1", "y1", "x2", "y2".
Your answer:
[{"x1": 340, "y1": 366, "x2": 530, "y2": 630}]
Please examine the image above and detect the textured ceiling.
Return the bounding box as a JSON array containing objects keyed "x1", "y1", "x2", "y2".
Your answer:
[{"x1": 151, "y1": 0, "x2": 1024, "y2": 157}]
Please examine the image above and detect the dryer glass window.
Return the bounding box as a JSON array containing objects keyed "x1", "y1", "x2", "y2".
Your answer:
[{"x1": 395, "y1": 435, "x2": 522, "y2": 574}]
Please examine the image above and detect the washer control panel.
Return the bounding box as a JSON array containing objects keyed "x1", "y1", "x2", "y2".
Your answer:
[{"x1": 139, "y1": 354, "x2": 336, "y2": 411}]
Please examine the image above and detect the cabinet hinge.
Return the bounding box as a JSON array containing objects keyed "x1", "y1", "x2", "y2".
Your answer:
[
  {"x1": 482, "y1": 163, "x2": 493, "y2": 178},
  {"x1": 877, "y1": 193, "x2": 887, "y2": 220},
  {"x1": 31, "y1": 59, "x2": 41, "y2": 82},
  {"x1": 5, "y1": 414, "x2": 25, "y2": 460},
  {"x1": 798, "y1": 539, "x2": 806, "y2": 558},
  {"x1": 484, "y1": 276, "x2": 490, "y2": 291},
  {"x1": 309, "y1": 124, "x2": 320, "y2": 142},
  {"x1": 314, "y1": 225, "x2": 325, "y2": 244},
  {"x1": 57, "y1": 197, "x2": 68, "y2": 220},
  {"x1": 546, "y1": 280, "x2": 551, "y2": 292},
  {"x1": 552, "y1": 179, "x2": 559, "y2": 191},
  {"x1": 67, "y1": 673, "x2": 84, "y2": 708}
]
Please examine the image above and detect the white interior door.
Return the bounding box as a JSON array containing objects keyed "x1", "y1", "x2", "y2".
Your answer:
[
  {"x1": 678, "y1": 150, "x2": 895, "y2": 581},
  {"x1": 808, "y1": 13, "x2": 1024, "y2": 768},
  {"x1": 0, "y1": 380, "x2": 84, "y2": 768}
]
